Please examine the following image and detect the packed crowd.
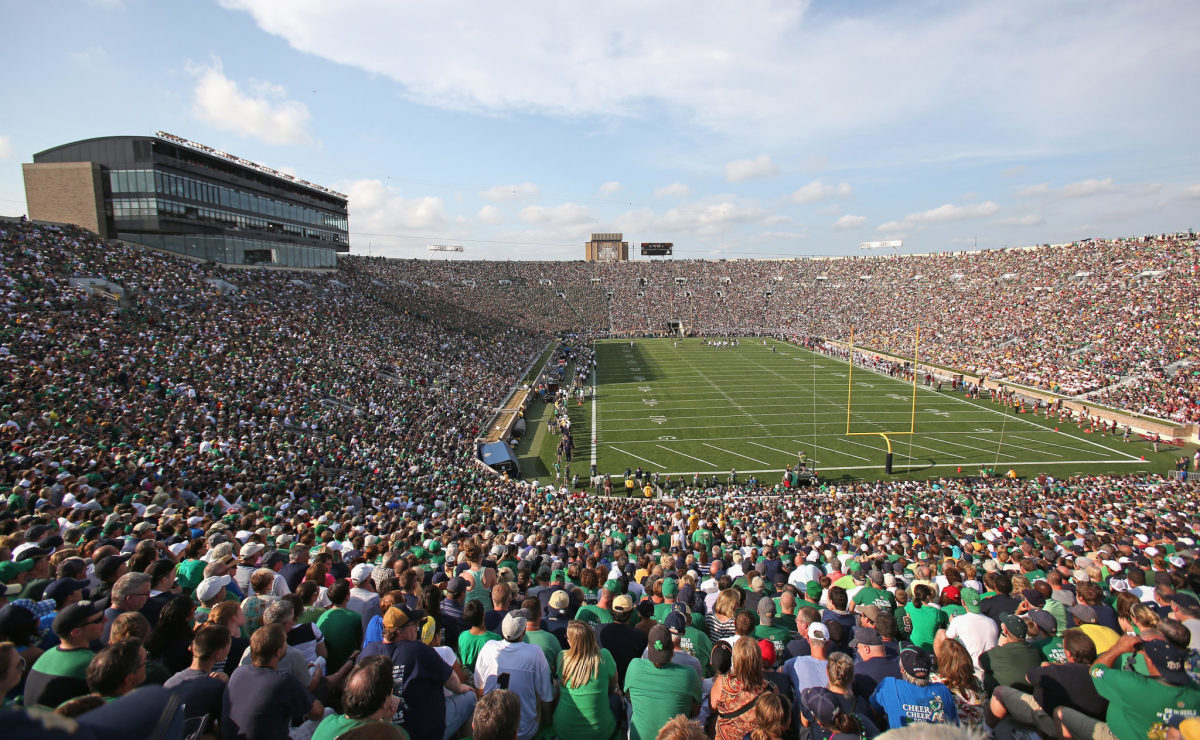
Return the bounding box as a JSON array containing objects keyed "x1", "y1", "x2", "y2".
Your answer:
[
  {"x1": 349, "y1": 233, "x2": 1200, "y2": 418},
  {"x1": 0, "y1": 221, "x2": 1198, "y2": 740}
]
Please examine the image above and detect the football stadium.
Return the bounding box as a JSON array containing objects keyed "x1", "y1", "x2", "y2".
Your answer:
[{"x1": 1, "y1": 3, "x2": 1199, "y2": 740}]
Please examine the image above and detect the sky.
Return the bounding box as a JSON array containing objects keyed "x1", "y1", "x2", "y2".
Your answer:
[{"x1": 2, "y1": 0, "x2": 1199, "y2": 261}]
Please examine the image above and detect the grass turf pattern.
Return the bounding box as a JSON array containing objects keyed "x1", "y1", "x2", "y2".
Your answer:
[{"x1": 558, "y1": 337, "x2": 1164, "y2": 485}]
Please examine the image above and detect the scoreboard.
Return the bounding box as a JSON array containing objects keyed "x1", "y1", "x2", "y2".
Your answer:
[{"x1": 640, "y1": 242, "x2": 673, "y2": 256}]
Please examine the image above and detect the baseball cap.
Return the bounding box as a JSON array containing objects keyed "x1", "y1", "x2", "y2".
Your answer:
[
  {"x1": 664, "y1": 611, "x2": 688, "y2": 636},
  {"x1": 808, "y1": 622, "x2": 829, "y2": 641},
  {"x1": 445, "y1": 577, "x2": 467, "y2": 595},
  {"x1": 806, "y1": 581, "x2": 822, "y2": 600},
  {"x1": 0, "y1": 604, "x2": 38, "y2": 640},
  {"x1": 900, "y1": 647, "x2": 932, "y2": 679},
  {"x1": 0, "y1": 559, "x2": 35, "y2": 583},
  {"x1": 239, "y1": 542, "x2": 265, "y2": 559},
  {"x1": 850, "y1": 627, "x2": 882, "y2": 648},
  {"x1": 196, "y1": 574, "x2": 232, "y2": 602},
  {"x1": 43, "y1": 578, "x2": 89, "y2": 605},
  {"x1": 647, "y1": 625, "x2": 673, "y2": 663},
  {"x1": 1021, "y1": 589, "x2": 1046, "y2": 608},
  {"x1": 1143, "y1": 640, "x2": 1191, "y2": 685},
  {"x1": 382, "y1": 605, "x2": 425, "y2": 631},
  {"x1": 855, "y1": 604, "x2": 881, "y2": 622},
  {"x1": 548, "y1": 589, "x2": 571, "y2": 614},
  {"x1": 612, "y1": 594, "x2": 634, "y2": 614},
  {"x1": 941, "y1": 585, "x2": 961, "y2": 602},
  {"x1": 1070, "y1": 604, "x2": 1097, "y2": 624},
  {"x1": 550, "y1": 569, "x2": 566, "y2": 582},
  {"x1": 804, "y1": 687, "x2": 843, "y2": 726},
  {"x1": 1168, "y1": 593, "x2": 1200, "y2": 610},
  {"x1": 757, "y1": 597, "x2": 775, "y2": 619},
  {"x1": 661, "y1": 578, "x2": 679, "y2": 597},
  {"x1": 758, "y1": 638, "x2": 777, "y2": 667},
  {"x1": 501, "y1": 609, "x2": 529, "y2": 641},
  {"x1": 350, "y1": 563, "x2": 374, "y2": 583},
  {"x1": 1026, "y1": 609, "x2": 1056, "y2": 636},
  {"x1": 603, "y1": 579, "x2": 622, "y2": 595},
  {"x1": 961, "y1": 587, "x2": 982, "y2": 613},
  {"x1": 52, "y1": 600, "x2": 104, "y2": 636},
  {"x1": 93, "y1": 554, "x2": 130, "y2": 582},
  {"x1": 1001, "y1": 613, "x2": 1028, "y2": 640}
]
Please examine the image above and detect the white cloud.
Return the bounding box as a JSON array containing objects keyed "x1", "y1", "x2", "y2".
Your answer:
[
  {"x1": 879, "y1": 201, "x2": 999, "y2": 231},
  {"x1": 0, "y1": 136, "x2": 11, "y2": 159},
  {"x1": 189, "y1": 59, "x2": 313, "y2": 146},
  {"x1": 655, "y1": 182, "x2": 691, "y2": 198},
  {"x1": 598, "y1": 181, "x2": 621, "y2": 196},
  {"x1": 655, "y1": 200, "x2": 768, "y2": 235},
  {"x1": 788, "y1": 179, "x2": 852, "y2": 205},
  {"x1": 476, "y1": 205, "x2": 503, "y2": 224},
  {"x1": 1017, "y1": 177, "x2": 1116, "y2": 199},
  {"x1": 1059, "y1": 177, "x2": 1116, "y2": 198},
  {"x1": 481, "y1": 182, "x2": 540, "y2": 202},
  {"x1": 993, "y1": 214, "x2": 1045, "y2": 227},
  {"x1": 1184, "y1": 184, "x2": 1200, "y2": 198},
  {"x1": 218, "y1": 0, "x2": 1200, "y2": 152},
  {"x1": 1001, "y1": 165, "x2": 1027, "y2": 177},
  {"x1": 345, "y1": 179, "x2": 448, "y2": 233},
  {"x1": 833, "y1": 214, "x2": 866, "y2": 230},
  {"x1": 725, "y1": 154, "x2": 779, "y2": 183},
  {"x1": 518, "y1": 202, "x2": 593, "y2": 226}
]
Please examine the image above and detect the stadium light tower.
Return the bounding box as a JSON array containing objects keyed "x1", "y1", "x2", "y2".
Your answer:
[{"x1": 860, "y1": 240, "x2": 904, "y2": 257}]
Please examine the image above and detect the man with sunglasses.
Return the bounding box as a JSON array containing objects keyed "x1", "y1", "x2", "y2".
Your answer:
[{"x1": 24, "y1": 600, "x2": 105, "y2": 708}]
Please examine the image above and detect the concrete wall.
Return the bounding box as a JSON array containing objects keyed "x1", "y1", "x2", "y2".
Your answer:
[{"x1": 22, "y1": 162, "x2": 106, "y2": 237}]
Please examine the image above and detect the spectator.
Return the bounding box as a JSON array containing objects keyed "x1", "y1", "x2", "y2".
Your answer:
[
  {"x1": 317, "y1": 580, "x2": 363, "y2": 673},
  {"x1": 868, "y1": 647, "x2": 957, "y2": 729},
  {"x1": 360, "y1": 604, "x2": 475, "y2": 740},
  {"x1": 223, "y1": 624, "x2": 324, "y2": 740},
  {"x1": 458, "y1": 600, "x2": 501, "y2": 674},
  {"x1": 24, "y1": 600, "x2": 104, "y2": 708},
  {"x1": 553, "y1": 619, "x2": 619, "y2": 740},
  {"x1": 710, "y1": 634, "x2": 770, "y2": 739},
  {"x1": 474, "y1": 610, "x2": 554, "y2": 740},
  {"x1": 310, "y1": 655, "x2": 405, "y2": 740},
  {"x1": 472, "y1": 689, "x2": 522, "y2": 740},
  {"x1": 596, "y1": 593, "x2": 648, "y2": 685},
  {"x1": 101, "y1": 572, "x2": 151, "y2": 643},
  {"x1": 989, "y1": 627, "x2": 1106, "y2": 740},
  {"x1": 625, "y1": 624, "x2": 702, "y2": 740},
  {"x1": 979, "y1": 614, "x2": 1041, "y2": 695},
  {"x1": 163, "y1": 624, "x2": 231, "y2": 724},
  {"x1": 85, "y1": 638, "x2": 148, "y2": 701},
  {"x1": 930, "y1": 638, "x2": 984, "y2": 732}
]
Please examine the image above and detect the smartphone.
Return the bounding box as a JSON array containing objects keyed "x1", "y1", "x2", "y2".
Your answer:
[{"x1": 498, "y1": 672, "x2": 511, "y2": 690}]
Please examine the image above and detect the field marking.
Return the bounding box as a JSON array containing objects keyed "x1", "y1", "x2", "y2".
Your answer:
[
  {"x1": 675, "y1": 350, "x2": 769, "y2": 433},
  {"x1": 966, "y1": 434, "x2": 1062, "y2": 459},
  {"x1": 608, "y1": 445, "x2": 665, "y2": 469},
  {"x1": 747, "y1": 440, "x2": 805, "y2": 458},
  {"x1": 790, "y1": 438, "x2": 871, "y2": 462},
  {"x1": 656, "y1": 445, "x2": 716, "y2": 466},
  {"x1": 1009, "y1": 433, "x2": 1101, "y2": 456},
  {"x1": 590, "y1": 347, "x2": 598, "y2": 468},
  {"x1": 588, "y1": 458, "x2": 1146, "y2": 477},
  {"x1": 701, "y1": 443, "x2": 769, "y2": 465}
]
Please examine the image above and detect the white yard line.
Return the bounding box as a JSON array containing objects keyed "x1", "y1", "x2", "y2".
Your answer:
[
  {"x1": 702, "y1": 443, "x2": 769, "y2": 465},
  {"x1": 608, "y1": 445, "x2": 666, "y2": 469},
  {"x1": 590, "y1": 349, "x2": 598, "y2": 468},
  {"x1": 656, "y1": 445, "x2": 716, "y2": 466},
  {"x1": 791, "y1": 439, "x2": 871, "y2": 462},
  {"x1": 592, "y1": 458, "x2": 1145, "y2": 477}
]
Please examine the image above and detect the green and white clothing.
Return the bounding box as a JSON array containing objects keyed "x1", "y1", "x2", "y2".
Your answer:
[
  {"x1": 1090, "y1": 663, "x2": 1200, "y2": 740},
  {"x1": 624, "y1": 659, "x2": 702, "y2": 740}
]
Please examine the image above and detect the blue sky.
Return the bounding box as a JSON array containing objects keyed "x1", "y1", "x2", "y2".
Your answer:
[{"x1": 2, "y1": 0, "x2": 1199, "y2": 260}]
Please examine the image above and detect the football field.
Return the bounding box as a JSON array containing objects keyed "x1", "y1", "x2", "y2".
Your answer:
[{"x1": 563, "y1": 337, "x2": 1159, "y2": 484}]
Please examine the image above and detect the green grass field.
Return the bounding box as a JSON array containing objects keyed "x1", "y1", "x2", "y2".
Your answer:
[{"x1": 534, "y1": 337, "x2": 1171, "y2": 485}]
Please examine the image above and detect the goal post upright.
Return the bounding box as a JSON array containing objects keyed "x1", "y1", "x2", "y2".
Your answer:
[{"x1": 844, "y1": 323, "x2": 922, "y2": 474}]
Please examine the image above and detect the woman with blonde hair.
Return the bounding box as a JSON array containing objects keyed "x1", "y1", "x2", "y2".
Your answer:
[
  {"x1": 707, "y1": 589, "x2": 740, "y2": 641},
  {"x1": 554, "y1": 620, "x2": 619, "y2": 739},
  {"x1": 932, "y1": 637, "x2": 985, "y2": 731},
  {"x1": 710, "y1": 632, "x2": 769, "y2": 740}
]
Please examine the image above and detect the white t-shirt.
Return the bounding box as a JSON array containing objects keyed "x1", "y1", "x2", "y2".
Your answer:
[
  {"x1": 474, "y1": 640, "x2": 555, "y2": 740},
  {"x1": 945, "y1": 611, "x2": 999, "y2": 676}
]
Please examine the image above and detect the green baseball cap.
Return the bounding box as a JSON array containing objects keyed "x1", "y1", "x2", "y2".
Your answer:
[
  {"x1": 0, "y1": 559, "x2": 34, "y2": 582},
  {"x1": 603, "y1": 579, "x2": 622, "y2": 595},
  {"x1": 806, "y1": 581, "x2": 822, "y2": 600},
  {"x1": 662, "y1": 578, "x2": 679, "y2": 597},
  {"x1": 961, "y1": 587, "x2": 982, "y2": 613}
]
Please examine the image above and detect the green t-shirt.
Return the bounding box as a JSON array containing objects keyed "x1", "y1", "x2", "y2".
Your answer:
[
  {"x1": 1035, "y1": 636, "x2": 1066, "y2": 665},
  {"x1": 980, "y1": 641, "x2": 1042, "y2": 695},
  {"x1": 852, "y1": 587, "x2": 896, "y2": 611},
  {"x1": 31, "y1": 646, "x2": 94, "y2": 680},
  {"x1": 554, "y1": 648, "x2": 617, "y2": 739},
  {"x1": 624, "y1": 659, "x2": 702, "y2": 740},
  {"x1": 754, "y1": 624, "x2": 792, "y2": 660},
  {"x1": 312, "y1": 714, "x2": 406, "y2": 740},
  {"x1": 1090, "y1": 663, "x2": 1200, "y2": 740},
  {"x1": 652, "y1": 603, "x2": 674, "y2": 624},
  {"x1": 904, "y1": 603, "x2": 948, "y2": 652},
  {"x1": 525, "y1": 629, "x2": 564, "y2": 678},
  {"x1": 317, "y1": 607, "x2": 364, "y2": 673},
  {"x1": 176, "y1": 559, "x2": 208, "y2": 590},
  {"x1": 942, "y1": 604, "x2": 967, "y2": 619},
  {"x1": 577, "y1": 605, "x2": 614, "y2": 624},
  {"x1": 691, "y1": 529, "x2": 713, "y2": 549},
  {"x1": 679, "y1": 627, "x2": 714, "y2": 676},
  {"x1": 457, "y1": 630, "x2": 501, "y2": 672}
]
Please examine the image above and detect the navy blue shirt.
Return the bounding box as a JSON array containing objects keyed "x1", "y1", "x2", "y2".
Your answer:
[{"x1": 359, "y1": 639, "x2": 451, "y2": 740}]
